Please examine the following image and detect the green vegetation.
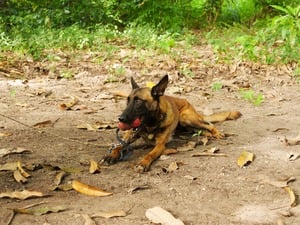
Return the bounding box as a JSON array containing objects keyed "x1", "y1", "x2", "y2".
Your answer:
[
  {"x1": 239, "y1": 89, "x2": 264, "y2": 106},
  {"x1": 0, "y1": 0, "x2": 299, "y2": 64}
]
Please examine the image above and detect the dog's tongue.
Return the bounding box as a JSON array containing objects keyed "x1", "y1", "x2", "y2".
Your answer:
[{"x1": 118, "y1": 118, "x2": 141, "y2": 131}]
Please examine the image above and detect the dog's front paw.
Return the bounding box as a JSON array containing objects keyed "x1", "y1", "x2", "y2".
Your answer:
[
  {"x1": 102, "y1": 146, "x2": 122, "y2": 164},
  {"x1": 211, "y1": 128, "x2": 225, "y2": 139},
  {"x1": 134, "y1": 160, "x2": 151, "y2": 173}
]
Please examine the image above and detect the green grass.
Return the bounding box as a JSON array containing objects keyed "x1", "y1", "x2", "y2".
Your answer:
[{"x1": 239, "y1": 89, "x2": 264, "y2": 106}]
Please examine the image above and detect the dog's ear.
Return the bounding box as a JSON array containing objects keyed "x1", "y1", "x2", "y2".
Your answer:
[
  {"x1": 151, "y1": 75, "x2": 168, "y2": 99},
  {"x1": 131, "y1": 77, "x2": 140, "y2": 89}
]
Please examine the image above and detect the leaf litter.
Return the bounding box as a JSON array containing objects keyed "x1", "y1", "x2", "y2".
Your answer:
[
  {"x1": 145, "y1": 206, "x2": 185, "y2": 225},
  {"x1": 0, "y1": 147, "x2": 32, "y2": 157},
  {"x1": 0, "y1": 190, "x2": 45, "y2": 200},
  {"x1": 71, "y1": 180, "x2": 112, "y2": 197},
  {"x1": 237, "y1": 150, "x2": 254, "y2": 167}
]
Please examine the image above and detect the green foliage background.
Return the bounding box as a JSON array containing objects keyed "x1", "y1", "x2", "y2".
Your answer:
[{"x1": 0, "y1": 0, "x2": 299, "y2": 63}]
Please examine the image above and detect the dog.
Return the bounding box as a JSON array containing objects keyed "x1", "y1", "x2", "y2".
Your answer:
[{"x1": 103, "y1": 75, "x2": 241, "y2": 172}]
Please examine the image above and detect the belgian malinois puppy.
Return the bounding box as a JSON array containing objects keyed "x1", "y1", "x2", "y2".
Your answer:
[{"x1": 103, "y1": 75, "x2": 241, "y2": 172}]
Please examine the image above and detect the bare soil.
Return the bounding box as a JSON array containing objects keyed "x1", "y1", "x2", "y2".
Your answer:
[{"x1": 0, "y1": 47, "x2": 300, "y2": 225}]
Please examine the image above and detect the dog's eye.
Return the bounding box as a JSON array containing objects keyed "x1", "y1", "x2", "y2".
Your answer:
[{"x1": 134, "y1": 97, "x2": 144, "y2": 105}]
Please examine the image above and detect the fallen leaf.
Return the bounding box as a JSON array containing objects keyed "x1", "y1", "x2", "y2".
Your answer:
[
  {"x1": 50, "y1": 183, "x2": 73, "y2": 191},
  {"x1": 262, "y1": 177, "x2": 296, "y2": 188},
  {"x1": 89, "y1": 160, "x2": 100, "y2": 174},
  {"x1": 237, "y1": 151, "x2": 254, "y2": 167},
  {"x1": 77, "y1": 121, "x2": 117, "y2": 130},
  {"x1": 72, "y1": 180, "x2": 112, "y2": 197},
  {"x1": 184, "y1": 175, "x2": 197, "y2": 180},
  {"x1": 91, "y1": 209, "x2": 127, "y2": 218},
  {"x1": 177, "y1": 141, "x2": 197, "y2": 152},
  {"x1": 128, "y1": 185, "x2": 150, "y2": 194},
  {"x1": 282, "y1": 132, "x2": 300, "y2": 146},
  {"x1": 33, "y1": 120, "x2": 54, "y2": 128},
  {"x1": 0, "y1": 190, "x2": 44, "y2": 200},
  {"x1": 159, "y1": 155, "x2": 171, "y2": 161},
  {"x1": 145, "y1": 206, "x2": 185, "y2": 225},
  {"x1": 289, "y1": 154, "x2": 300, "y2": 161},
  {"x1": 12, "y1": 205, "x2": 66, "y2": 215},
  {"x1": 13, "y1": 170, "x2": 27, "y2": 183},
  {"x1": 284, "y1": 186, "x2": 297, "y2": 207},
  {"x1": 0, "y1": 162, "x2": 19, "y2": 171},
  {"x1": 54, "y1": 171, "x2": 67, "y2": 185},
  {"x1": 59, "y1": 96, "x2": 79, "y2": 110},
  {"x1": 0, "y1": 147, "x2": 32, "y2": 157},
  {"x1": 0, "y1": 131, "x2": 13, "y2": 137},
  {"x1": 17, "y1": 161, "x2": 31, "y2": 178},
  {"x1": 205, "y1": 147, "x2": 219, "y2": 153},
  {"x1": 272, "y1": 128, "x2": 289, "y2": 132}
]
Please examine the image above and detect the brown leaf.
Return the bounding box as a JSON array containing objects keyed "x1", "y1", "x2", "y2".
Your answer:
[
  {"x1": 91, "y1": 210, "x2": 127, "y2": 218},
  {"x1": 237, "y1": 151, "x2": 254, "y2": 167},
  {"x1": 17, "y1": 161, "x2": 31, "y2": 178},
  {"x1": 0, "y1": 131, "x2": 13, "y2": 137},
  {"x1": 89, "y1": 160, "x2": 100, "y2": 174},
  {"x1": 59, "y1": 96, "x2": 79, "y2": 110},
  {"x1": 0, "y1": 161, "x2": 18, "y2": 171},
  {"x1": 50, "y1": 183, "x2": 73, "y2": 191},
  {"x1": 162, "y1": 148, "x2": 178, "y2": 155},
  {"x1": 0, "y1": 190, "x2": 45, "y2": 200},
  {"x1": 0, "y1": 147, "x2": 32, "y2": 157},
  {"x1": 12, "y1": 205, "x2": 66, "y2": 215},
  {"x1": 282, "y1": 132, "x2": 300, "y2": 146},
  {"x1": 128, "y1": 185, "x2": 150, "y2": 194},
  {"x1": 145, "y1": 206, "x2": 185, "y2": 225},
  {"x1": 33, "y1": 120, "x2": 53, "y2": 128},
  {"x1": 72, "y1": 180, "x2": 112, "y2": 197},
  {"x1": 262, "y1": 177, "x2": 296, "y2": 188},
  {"x1": 284, "y1": 186, "x2": 297, "y2": 207},
  {"x1": 77, "y1": 121, "x2": 117, "y2": 130},
  {"x1": 13, "y1": 170, "x2": 27, "y2": 183},
  {"x1": 192, "y1": 152, "x2": 227, "y2": 157},
  {"x1": 54, "y1": 171, "x2": 67, "y2": 185}
]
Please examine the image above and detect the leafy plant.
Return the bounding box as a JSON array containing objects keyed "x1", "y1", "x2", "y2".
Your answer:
[
  {"x1": 239, "y1": 89, "x2": 264, "y2": 106},
  {"x1": 211, "y1": 82, "x2": 223, "y2": 91}
]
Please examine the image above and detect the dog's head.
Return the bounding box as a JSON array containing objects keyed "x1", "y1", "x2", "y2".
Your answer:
[{"x1": 118, "y1": 75, "x2": 169, "y2": 131}]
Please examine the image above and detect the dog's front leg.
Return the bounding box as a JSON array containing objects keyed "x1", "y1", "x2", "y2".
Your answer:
[{"x1": 135, "y1": 132, "x2": 170, "y2": 172}]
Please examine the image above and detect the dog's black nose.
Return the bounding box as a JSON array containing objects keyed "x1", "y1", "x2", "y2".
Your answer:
[{"x1": 119, "y1": 116, "x2": 126, "y2": 122}]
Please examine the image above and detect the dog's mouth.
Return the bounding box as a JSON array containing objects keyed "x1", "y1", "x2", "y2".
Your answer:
[{"x1": 118, "y1": 117, "x2": 142, "y2": 131}]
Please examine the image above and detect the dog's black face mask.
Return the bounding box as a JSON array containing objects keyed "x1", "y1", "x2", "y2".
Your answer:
[{"x1": 117, "y1": 75, "x2": 168, "y2": 131}]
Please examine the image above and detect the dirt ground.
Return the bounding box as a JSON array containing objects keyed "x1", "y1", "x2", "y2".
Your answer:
[{"x1": 0, "y1": 48, "x2": 300, "y2": 225}]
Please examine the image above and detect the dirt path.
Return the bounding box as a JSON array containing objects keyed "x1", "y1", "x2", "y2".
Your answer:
[{"x1": 0, "y1": 50, "x2": 300, "y2": 225}]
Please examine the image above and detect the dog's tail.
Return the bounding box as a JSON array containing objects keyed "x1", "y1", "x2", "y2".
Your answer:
[{"x1": 203, "y1": 111, "x2": 242, "y2": 123}]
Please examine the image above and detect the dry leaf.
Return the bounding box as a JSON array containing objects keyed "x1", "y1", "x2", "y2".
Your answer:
[
  {"x1": 13, "y1": 170, "x2": 27, "y2": 183},
  {"x1": 0, "y1": 162, "x2": 19, "y2": 171},
  {"x1": 206, "y1": 147, "x2": 219, "y2": 153},
  {"x1": 77, "y1": 121, "x2": 117, "y2": 130},
  {"x1": 91, "y1": 210, "x2": 127, "y2": 218},
  {"x1": 33, "y1": 120, "x2": 53, "y2": 128},
  {"x1": 284, "y1": 186, "x2": 297, "y2": 207},
  {"x1": 0, "y1": 147, "x2": 31, "y2": 157},
  {"x1": 12, "y1": 205, "x2": 66, "y2": 215},
  {"x1": 0, "y1": 190, "x2": 44, "y2": 200},
  {"x1": 89, "y1": 160, "x2": 100, "y2": 174},
  {"x1": 289, "y1": 154, "x2": 300, "y2": 161},
  {"x1": 128, "y1": 185, "x2": 150, "y2": 194},
  {"x1": 191, "y1": 152, "x2": 227, "y2": 157},
  {"x1": 72, "y1": 180, "x2": 112, "y2": 197},
  {"x1": 262, "y1": 177, "x2": 296, "y2": 188},
  {"x1": 237, "y1": 151, "x2": 254, "y2": 167},
  {"x1": 0, "y1": 131, "x2": 13, "y2": 137},
  {"x1": 17, "y1": 161, "x2": 31, "y2": 178},
  {"x1": 60, "y1": 96, "x2": 79, "y2": 110},
  {"x1": 50, "y1": 183, "x2": 73, "y2": 191},
  {"x1": 282, "y1": 132, "x2": 300, "y2": 146},
  {"x1": 145, "y1": 206, "x2": 185, "y2": 225},
  {"x1": 54, "y1": 171, "x2": 67, "y2": 185},
  {"x1": 184, "y1": 175, "x2": 197, "y2": 180},
  {"x1": 177, "y1": 141, "x2": 197, "y2": 152}
]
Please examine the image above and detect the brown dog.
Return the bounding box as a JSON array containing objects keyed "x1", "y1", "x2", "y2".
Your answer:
[{"x1": 103, "y1": 75, "x2": 241, "y2": 171}]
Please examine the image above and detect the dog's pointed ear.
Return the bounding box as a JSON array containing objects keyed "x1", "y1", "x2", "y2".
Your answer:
[
  {"x1": 131, "y1": 77, "x2": 140, "y2": 89},
  {"x1": 151, "y1": 75, "x2": 168, "y2": 99}
]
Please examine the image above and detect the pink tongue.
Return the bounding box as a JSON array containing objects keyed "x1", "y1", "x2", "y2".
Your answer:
[
  {"x1": 117, "y1": 118, "x2": 141, "y2": 131},
  {"x1": 130, "y1": 118, "x2": 141, "y2": 128}
]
